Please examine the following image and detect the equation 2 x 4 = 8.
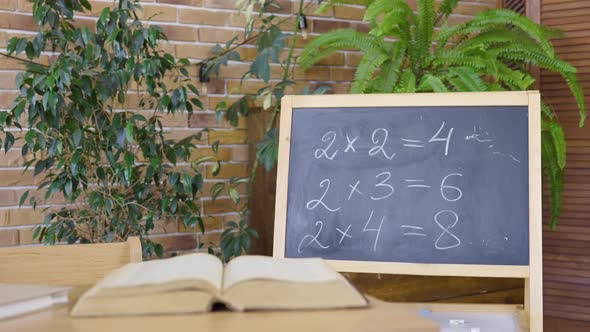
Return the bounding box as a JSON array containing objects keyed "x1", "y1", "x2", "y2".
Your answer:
[
  {"x1": 305, "y1": 172, "x2": 464, "y2": 212},
  {"x1": 297, "y1": 209, "x2": 462, "y2": 254},
  {"x1": 314, "y1": 122, "x2": 454, "y2": 161}
]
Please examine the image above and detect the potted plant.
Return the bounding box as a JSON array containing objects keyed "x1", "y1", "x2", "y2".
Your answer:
[{"x1": 300, "y1": 0, "x2": 586, "y2": 228}]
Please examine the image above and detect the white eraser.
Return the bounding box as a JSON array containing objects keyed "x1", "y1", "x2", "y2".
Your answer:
[{"x1": 449, "y1": 319, "x2": 465, "y2": 326}]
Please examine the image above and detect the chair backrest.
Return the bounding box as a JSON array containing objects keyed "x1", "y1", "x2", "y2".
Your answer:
[{"x1": 0, "y1": 237, "x2": 142, "y2": 286}]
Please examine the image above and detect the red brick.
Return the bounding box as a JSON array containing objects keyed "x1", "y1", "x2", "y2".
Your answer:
[
  {"x1": 198, "y1": 231, "x2": 221, "y2": 247},
  {"x1": 189, "y1": 147, "x2": 233, "y2": 162},
  {"x1": 157, "y1": 0, "x2": 202, "y2": 6},
  {"x1": 331, "y1": 67, "x2": 356, "y2": 81},
  {"x1": 203, "y1": 198, "x2": 244, "y2": 214},
  {"x1": 312, "y1": 19, "x2": 369, "y2": 34},
  {"x1": 176, "y1": 44, "x2": 213, "y2": 60},
  {"x1": 231, "y1": 145, "x2": 249, "y2": 162},
  {"x1": 334, "y1": 6, "x2": 365, "y2": 20},
  {"x1": 18, "y1": 227, "x2": 38, "y2": 245},
  {"x1": 179, "y1": 215, "x2": 223, "y2": 232},
  {"x1": 160, "y1": 24, "x2": 198, "y2": 42},
  {"x1": 205, "y1": 163, "x2": 248, "y2": 178},
  {"x1": 203, "y1": 0, "x2": 234, "y2": 9},
  {"x1": 0, "y1": 169, "x2": 37, "y2": 186},
  {"x1": 198, "y1": 28, "x2": 242, "y2": 43},
  {"x1": 208, "y1": 129, "x2": 248, "y2": 144},
  {"x1": 294, "y1": 66, "x2": 331, "y2": 81},
  {"x1": 0, "y1": 0, "x2": 17, "y2": 11},
  {"x1": 0, "y1": 190, "x2": 17, "y2": 207},
  {"x1": 16, "y1": 0, "x2": 32, "y2": 12},
  {"x1": 179, "y1": 8, "x2": 228, "y2": 26},
  {"x1": 140, "y1": 4, "x2": 177, "y2": 22},
  {"x1": 152, "y1": 233, "x2": 197, "y2": 251},
  {"x1": 0, "y1": 229, "x2": 18, "y2": 247},
  {"x1": 0, "y1": 208, "x2": 44, "y2": 227}
]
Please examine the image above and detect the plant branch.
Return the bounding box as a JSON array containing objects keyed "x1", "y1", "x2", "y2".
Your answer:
[
  {"x1": 0, "y1": 52, "x2": 49, "y2": 68},
  {"x1": 197, "y1": 1, "x2": 314, "y2": 67},
  {"x1": 244, "y1": 0, "x2": 305, "y2": 210}
]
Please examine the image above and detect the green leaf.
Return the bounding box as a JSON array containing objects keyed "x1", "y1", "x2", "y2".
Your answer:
[
  {"x1": 72, "y1": 128, "x2": 82, "y2": 147},
  {"x1": 211, "y1": 160, "x2": 221, "y2": 177},
  {"x1": 99, "y1": 7, "x2": 110, "y2": 24},
  {"x1": 19, "y1": 191, "x2": 29, "y2": 207},
  {"x1": 65, "y1": 180, "x2": 73, "y2": 197},
  {"x1": 154, "y1": 243, "x2": 164, "y2": 257},
  {"x1": 210, "y1": 182, "x2": 224, "y2": 201},
  {"x1": 126, "y1": 122, "x2": 134, "y2": 143},
  {"x1": 3, "y1": 132, "x2": 14, "y2": 152},
  {"x1": 229, "y1": 187, "x2": 240, "y2": 204},
  {"x1": 256, "y1": 128, "x2": 278, "y2": 171},
  {"x1": 211, "y1": 140, "x2": 219, "y2": 153}
]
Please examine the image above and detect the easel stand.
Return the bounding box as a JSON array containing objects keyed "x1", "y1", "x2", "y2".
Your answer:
[{"x1": 273, "y1": 92, "x2": 543, "y2": 331}]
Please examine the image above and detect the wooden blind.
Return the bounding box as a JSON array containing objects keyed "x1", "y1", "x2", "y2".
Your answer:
[
  {"x1": 504, "y1": 0, "x2": 526, "y2": 14},
  {"x1": 540, "y1": 0, "x2": 590, "y2": 324}
]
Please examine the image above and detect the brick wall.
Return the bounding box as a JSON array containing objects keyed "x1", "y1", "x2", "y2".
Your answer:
[{"x1": 0, "y1": 0, "x2": 497, "y2": 253}]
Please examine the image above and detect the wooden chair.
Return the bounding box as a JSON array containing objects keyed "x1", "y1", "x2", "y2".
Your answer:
[{"x1": 0, "y1": 237, "x2": 142, "y2": 286}]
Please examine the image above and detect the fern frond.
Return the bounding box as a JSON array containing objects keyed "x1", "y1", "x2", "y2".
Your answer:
[
  {"x1": 541, "y1": 122, "x2": 565, "y2": 229},
  {"x1": 351, "y1": 50, "x2": 389, "y2": 93},
  {"x1": 492, "y1": 45, "x2": 575, "y2": 73},
  {"x1": 299, "y1": 29, "x2": 380, "y2": 68},
  {"x1": 465, "y1": 10, "x2": 557, "y2": 56},
  {"x1": 395, "y1": 70, "x2": 416, "y2": 93},
  {"x1": 446, "y1": 67, "x2": 488, "y2": 92},
  {"x1": 417, "y1": 74, "x2": 449, "y2": 92},
  {"x1": 377, "y1": 6, "x2": 413, "y2": 41},
  {"x1": 435, "y1": 0, "x2": 459, "y2": 25},
  {"x1": 494, "y1": 62, "x2": 536, "y2": 90},
  {"x1": 456, "y1": 28, "x2": 541, "y2": 53},
  {"x1": 379, "y1": 41, "x2": 407, "y2": 93},
  {"x1": 563, "y1": 72, "x2": 586, "y2": 127},
  {"x1": 541, "y1": 101, "x2": 555, "y2": 120},
  {"x1": 364, "y1": 0, "x2": 396, "y2": 21},
  {"x1": 415, "y1": 0, "x2": 435, "y2": 67},
  {"x1": 432, "y1": 50, "x2": 488, "y2": 70}
]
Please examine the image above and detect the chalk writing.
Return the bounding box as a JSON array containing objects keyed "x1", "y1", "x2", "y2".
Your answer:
[
  {"x1": 298, "y1": 221, "x2": 330, "y2": 253},
  {"x1": 434, "y1": 210, "x2": 461, "y2": 250},
  {"x1": 369, "y1": 128, "x2": 396, "y2": 160},
  {"x1": 306, "y1": 179, "x2": 341, "y2": 212},
  {"x1": 315, "y1": 131, "x2": 338, "y2": 160}
]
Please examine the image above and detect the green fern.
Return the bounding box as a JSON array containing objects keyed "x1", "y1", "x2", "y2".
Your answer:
[
  {"x1": 301, "y1": 0, "x2": 587, "y2": 228},
  {"x1": 352, "y1": 50, "x2": 389, "y2": 93}
]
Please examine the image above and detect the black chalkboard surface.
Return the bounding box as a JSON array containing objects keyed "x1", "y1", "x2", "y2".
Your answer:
[{"x1": 283, "y1": 106, "x2": 529, "y2": 266}]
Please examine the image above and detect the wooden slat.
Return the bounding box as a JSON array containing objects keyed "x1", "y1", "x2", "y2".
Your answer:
[{"x1": 540, "y1": 0, "x2": 590, "y2": 325}]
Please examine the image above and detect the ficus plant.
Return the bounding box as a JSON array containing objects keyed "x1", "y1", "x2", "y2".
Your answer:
[
  {"x1": 300, "y1": 0, "x2": 586, "y2": 229},
  {"x1": 202, "y1": 0, "x2": 330, "y2": 261},
  {"x1": 0, "y1": 0, "x2": 215, "y2": 257}
]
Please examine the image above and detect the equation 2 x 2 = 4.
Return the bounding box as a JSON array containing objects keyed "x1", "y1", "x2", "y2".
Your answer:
[{"x1": 314, "y1": 122, "x2": 454, "y2": 161}]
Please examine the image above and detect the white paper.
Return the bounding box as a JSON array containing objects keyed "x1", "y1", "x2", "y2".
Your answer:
[
  {"x1": 223, "y1": 256, "x2": 341, "y2": 289},
  {"x1": 96, "y1": 253, "x2": 223, "y2": 291}
]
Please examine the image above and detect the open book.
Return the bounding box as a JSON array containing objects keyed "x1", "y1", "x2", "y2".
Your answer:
[{"x1": 71, "y1": 254, "x2": 367, "y2": 317}]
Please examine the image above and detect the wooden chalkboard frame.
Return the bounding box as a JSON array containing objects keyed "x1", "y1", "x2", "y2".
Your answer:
[{"x1": 273, "y1": 91, "x2": 542, "y2": 331}]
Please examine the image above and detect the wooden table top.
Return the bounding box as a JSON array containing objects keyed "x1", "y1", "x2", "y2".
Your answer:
[{"x1": 0, "y1": 297, "x2": 439, "y2": 332}]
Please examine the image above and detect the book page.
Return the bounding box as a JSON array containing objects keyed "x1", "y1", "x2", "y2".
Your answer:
[
  {"x1": 223, "y1": 256, "x2": 342, "y2": 290},
  {"x1": 94, "y1": 253, "x2": 223, "y2": 292}
]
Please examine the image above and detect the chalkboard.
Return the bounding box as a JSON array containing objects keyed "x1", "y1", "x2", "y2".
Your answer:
[{"x1": 282, "y1": 105, "x2": 529, "y2": 266}]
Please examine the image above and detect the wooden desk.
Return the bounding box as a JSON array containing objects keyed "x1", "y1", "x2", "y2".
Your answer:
[{"x1": 0, "y1": 298, "x2": 438, "y2": 332}]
